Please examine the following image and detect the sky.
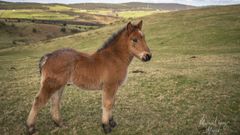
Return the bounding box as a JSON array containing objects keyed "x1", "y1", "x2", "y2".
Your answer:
[{"x1": 3, "y1": 0, "x2": 240, "y2": 6}]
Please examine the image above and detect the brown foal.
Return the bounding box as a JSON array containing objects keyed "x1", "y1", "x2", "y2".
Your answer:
[{"x1": 26, "y1": 20, "x2": 151, "y2": 134}]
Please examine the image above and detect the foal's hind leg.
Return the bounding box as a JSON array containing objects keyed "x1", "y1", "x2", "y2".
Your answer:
[
  {"x1": 26, "y1": 78, "x2": 63, "y2": 134},
  {"x1": 26, "y1": 88, "x2": 51, "y2": 134},
  {"x1": 51, "y1": 87, "x2": 64, "y2": 127}
]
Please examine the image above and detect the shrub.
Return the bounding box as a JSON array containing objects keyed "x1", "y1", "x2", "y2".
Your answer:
[
  {"x1": 60, "y1": 27, "x2": 66, "y2": 33},
  {"x1": 70, "y1": 29, "x2": 80, "y2": 33},
  {"x1": 32, "y1": 28, "x2": 37, "y2": 33},
  {"x1": 12, "y1": 40, "x2": 17, "y2": 45},
  {"x1": 19, "y1": 33, "x2": 24, "y2": 37},
  {"x1": 11, "y1": 23, "x2": 15, "y2": 27},
  {"x1": 0, "y1": 21, "x2": 6, "y2": 27},
  {"x1": 89, "y1": 26, "x2": 94, "y2": 30},
  {"x1": 46, "y1": 34, "x2": 53, "y2": 39}
]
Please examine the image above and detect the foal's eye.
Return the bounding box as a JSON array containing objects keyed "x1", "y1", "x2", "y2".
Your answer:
[{"x1": 132, "y1": 38, "x2": 138, "y2": 43}]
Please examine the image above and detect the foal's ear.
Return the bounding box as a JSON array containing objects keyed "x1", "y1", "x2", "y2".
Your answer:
[
  {"x1": 127, "y1": 22, "x2": 133, "y2": 35},
  {"x1": 137, "y1": 20, "x2": 143, "y2": 30}
]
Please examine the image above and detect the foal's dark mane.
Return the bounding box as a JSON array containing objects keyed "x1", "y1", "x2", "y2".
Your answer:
[{"x1": 97, "y1": 26, "x2": 126, "y2": 52}]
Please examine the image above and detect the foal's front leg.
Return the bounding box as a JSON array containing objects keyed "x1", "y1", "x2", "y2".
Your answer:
[{"x1": 102, "y1": 84, "x2": 118, "y2": 133}]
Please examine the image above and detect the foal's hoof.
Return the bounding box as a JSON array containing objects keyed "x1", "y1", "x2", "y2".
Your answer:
[
  {"x1": 102, "y1": 124, "x2": 112, "y2": 134},
  {"x1": 26, "y1": 125, "x2": 37, "y2": 135},
  {"x1": 109, "y1": 118, "x2": 117, "y2": 128}
]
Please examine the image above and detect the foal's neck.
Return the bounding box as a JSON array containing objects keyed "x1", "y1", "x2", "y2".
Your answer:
[
  {"x1": 112, "y1": 40, "x2": 134, "y2": 66},
  {"x1": 95, "y1": 31, "x2": 133, "y2": 66}
]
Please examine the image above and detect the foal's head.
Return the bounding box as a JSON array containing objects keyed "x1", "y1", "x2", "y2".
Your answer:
[{"x1": 126, "y1": 20, "x2": 151, "y2": 62}]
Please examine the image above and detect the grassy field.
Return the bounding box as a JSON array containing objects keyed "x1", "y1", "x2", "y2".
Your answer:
[
  {"x1": 74, "y1": 9, "x2": 160, "y2": 18},
  {"x1": 0, "y1": 8, "x2": 118, "y2": 24},
  {"x1": 46, "y1": 5, "x2": 73, "y2": 11},
  {"x1": 0, "y1": 5, "x2": 240, "y2": 135},
  {"x1": 117, "y1": 10, "x2": 160, "y2": 18},
  {"x1": 0, "y1": 8, "x2": 159, "y2": 20},
  {"x1": 0, "y1": 1, "x2": 194, "y2": 21},
  {"x1": 0, "y1": 9, "x2": 74, "y2": 20},
  {"x1": 0, "y1": 1, "x2": 161, "y2": 21}
]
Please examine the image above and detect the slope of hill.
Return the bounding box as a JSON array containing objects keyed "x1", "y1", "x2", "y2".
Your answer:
[
  {"x1": 0, "y1": 4, "x2": 239, "y2": 135},
  {"x1": 0, "y1": 21, "x2": 98, "y2": 49}
]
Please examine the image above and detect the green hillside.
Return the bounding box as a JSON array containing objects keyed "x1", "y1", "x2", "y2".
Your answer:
[{"x1": 0, "y1": 5, "x2": 240, "y2": 135}]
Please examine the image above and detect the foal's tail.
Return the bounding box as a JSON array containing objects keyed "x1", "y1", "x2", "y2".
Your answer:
[{"x1": 39, "y1": 54, "x2": 50, "y2": 74}]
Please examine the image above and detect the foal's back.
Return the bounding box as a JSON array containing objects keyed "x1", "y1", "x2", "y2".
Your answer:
[
  {"x1": 41, "y1": 48, "x2": 104, "y2": 89},
  {"x1": 41, "y1": 48, "x2": 86, "y2": 74}
]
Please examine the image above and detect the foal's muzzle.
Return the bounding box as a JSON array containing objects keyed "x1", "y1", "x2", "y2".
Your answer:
[{"x1": 142, "y1": 53, "x2": 152, "y2": 62}]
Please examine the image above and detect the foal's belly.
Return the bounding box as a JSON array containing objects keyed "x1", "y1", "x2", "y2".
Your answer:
[
  {"x1": 71, "y1": 77, "x2": 103, "y2": 90},
  {"x1": 74, "y1": 82, "x2": 102, "y2": 90}
]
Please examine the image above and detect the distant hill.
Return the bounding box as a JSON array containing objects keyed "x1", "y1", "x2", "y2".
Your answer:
[
  {"x1": 0, "y1": 1, "x2": 48, "y2": 9},
  {"x1": 70, "y1": 2, "x2": 196, "y2": 11},
  {"x1": 0, "y1": 1, "x2": 68, "y2": 10},
  {"x1": 0, "y1": 1, "x2": 195, "y2": 11}
]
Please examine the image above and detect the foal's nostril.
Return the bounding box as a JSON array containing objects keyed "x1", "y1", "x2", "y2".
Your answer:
[
  {"x1": 147, "y1": 54, "x2": 152, "y2": 61},
  {"x1": 145, "y1": 54, "x2": 151, "y2": 61},
  {"x1": 142, "y1": 54, "x2": 151, "y2": 62}
]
